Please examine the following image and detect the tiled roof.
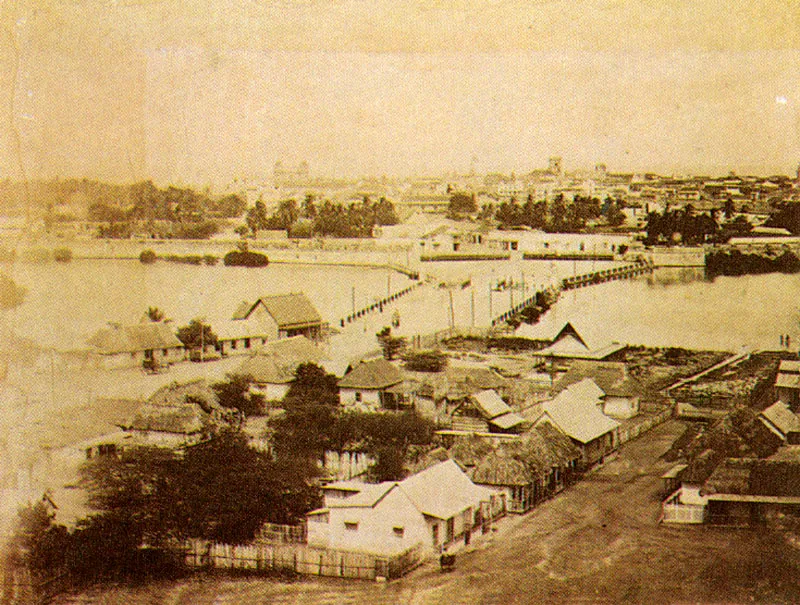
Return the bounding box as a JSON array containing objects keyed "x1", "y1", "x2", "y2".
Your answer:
[
  {"x1": 338, "y1": 359, "x2": 403, "y2": 390},
  {"x1": 779, "y1": 360, "x2": 800, "y2": 374},
  {"x1": 87, "y1": 322, "x2": 182, "y2": 354}
]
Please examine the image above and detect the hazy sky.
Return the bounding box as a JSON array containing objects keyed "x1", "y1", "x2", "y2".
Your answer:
[{"x1": 1, "y1": 1, "x2": 800, "y2": 186}]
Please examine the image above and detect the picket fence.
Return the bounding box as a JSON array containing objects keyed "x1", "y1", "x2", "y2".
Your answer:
[{"x1": 183, "y1": 540, "x2": 424, "y2": 580}]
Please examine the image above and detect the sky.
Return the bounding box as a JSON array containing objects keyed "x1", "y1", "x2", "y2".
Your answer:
[{"x1": 1, "y1": 0, "x2": 800, "y2": 187}]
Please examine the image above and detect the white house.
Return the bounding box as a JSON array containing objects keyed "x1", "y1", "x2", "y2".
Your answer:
[
  {"x1": 216, "y1": 292, "x2": 324, "y2": 356},
  {"x1": 523, "y1": 320, "x2": 626, "y2": 361},
  {"x1": 306, "y1": 460, "x2": 501, "y2": 556},
  {"x1": 552, "y1": 360, "x2": 642, "y2": 419}
]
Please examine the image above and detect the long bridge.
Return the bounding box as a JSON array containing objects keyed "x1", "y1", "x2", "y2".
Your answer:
[{"x1": 490, "y1": 260, "x2": 654, "y2": 326}]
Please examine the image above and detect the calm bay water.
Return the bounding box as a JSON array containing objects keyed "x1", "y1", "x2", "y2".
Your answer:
[{"x1": 1, "y1": 258, "x2": 797, "y2": 353}]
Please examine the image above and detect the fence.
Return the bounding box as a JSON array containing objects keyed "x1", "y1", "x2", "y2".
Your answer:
[
  {"x1": 616, "y1": 407, "x2": 673, "y2": 446},
  {"x1": 183, "y1": 540, "x2": 424, "y2": 581},
  {"x1": 661, "y1": 489, "x2": 707, "y2": 524},
  {"x1": 256, "y1": 523, "x2": 306, "y2": 545}
]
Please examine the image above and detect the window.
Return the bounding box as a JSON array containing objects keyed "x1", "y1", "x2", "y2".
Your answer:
[
  {"x1": 392, "y1": 526, "x2": 404, "y2": 538},
  {"x1": 446, "y1": 517, "x2": 455, "y2": 543},
  {"x1": 231, "y1": 340, "x2": 237, "y2": 350},
  {"x1": 244, "y1": 338, "x2": 251, "y2": 349},
  {"x1": 355, "y1": 392, "x2": 362, "y2": 402},
  {"x1": 344, "y1": 522, "x2": 358, "y2": 531},
  {"x1": 431, "y1": 524, "x2": 439, "y2": 546},
  {"x1": 162, "y1": 349, "x2": 168, "y2": 356}
]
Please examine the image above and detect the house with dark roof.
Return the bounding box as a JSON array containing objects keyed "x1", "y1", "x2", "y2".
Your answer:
[
  {"x1": 234, "y1": 336, "x2": 324, "y2": 400},
  {"x1": 217, "y1": 293, "x2": 323, "y2": 355},
  {"x1": 338, "y1": 359, "x2": 408, "y2": 411},
  {"x1": 306, "y1": 460, "x2": 502, "y2": 556},
  {"x1": 86, "y1": 322, "x2": 184, "y2": 369}
]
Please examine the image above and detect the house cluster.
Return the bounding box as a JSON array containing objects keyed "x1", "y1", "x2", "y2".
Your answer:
[
  {"x1": 663, "y1": 359, "x2": 800, "y2": 527},
  {"x1": 83, "y1": 292, "x2": 324, "y2": 370}
]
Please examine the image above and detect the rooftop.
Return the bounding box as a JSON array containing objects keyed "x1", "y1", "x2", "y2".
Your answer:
[
  {"x1": 87, "y1": 322, "x2": 182, "y2": 355},
  {"x1": 338, "y1": 358, "x2": 404, "y2": 390}
]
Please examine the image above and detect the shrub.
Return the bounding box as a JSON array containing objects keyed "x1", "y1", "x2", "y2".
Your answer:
[
  {"x1": 403, "y1": 349, "x2": 448, "y2": 372},
  {"x1": 223, "y1": 250, "x2": 269, "y2": 267},
  {"x1": 53, "y1": 247, "x2": 72, "y2": 262},
  {"x1": 139, "y1": 249, "x2": 157, "y2": 264},
  {"x1": 203, "y1": 254, "x2": 218, "y2": 266}
]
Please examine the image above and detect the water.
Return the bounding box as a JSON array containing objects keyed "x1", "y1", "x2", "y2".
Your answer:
[{"x1": 1, "y1": 258, "x2": 797, "y2": 355}]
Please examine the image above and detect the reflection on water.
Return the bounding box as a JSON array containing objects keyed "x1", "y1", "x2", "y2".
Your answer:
[{"x1": 645, "y1": 266, "x2": 707, "y2": 286}]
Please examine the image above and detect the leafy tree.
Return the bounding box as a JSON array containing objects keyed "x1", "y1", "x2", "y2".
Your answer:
[
  {"x1": 448, "y1": 193, "x2": 477, "y2": 218},
  {"x1": 374, "y1": 197, "x2": 399, "y2": 226},
  {"x1": 606, "y1": 202, "x2": 626, "y2": 227},
  {"x1": 271, "y1": 363, "x2": 341, "y2": 460},
  {"x1": 212, "y1": 194, "x2": 247, "y2": 218},
  {"x1": 549, "y1": 194, "x2": 567, "y2": 232},
  {"x1": 176, "y1": 319, "x2": 218, "y2": 350},
  {"x1": 723, "y1": 197, "x2": 736, "y2": 220},
  {"x1": 302, "y1": 194, "x2": 317, "y2": 219},
  {"x1": 245, "y1": 200, "x2": 269, "y2": 236},
  {"x1": 376, "y1": 326, "x2": 407, "y2": 360},
  {"x1": 211, "y1": 373, "x2": 265, "y2": 416}
]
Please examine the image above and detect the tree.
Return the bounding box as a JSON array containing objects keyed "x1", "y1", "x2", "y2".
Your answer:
[
  {"x1": 213, "y1": 194, "x2": 247, "y2": 218},
  {"x1": 211, "y1": 373, "x2": 265, "y2": 416},
  {"x1": 176, "y1": 319, "x2": 218, "y2": 350},
  {"x1": 271, "y1": 363, "x2": 341, "y2": 460},
  {"x1": 245, "y1": 200, "x2": 269, "y2": 236},
  {"x1": 302, "y1": 194, "x2": 317, "y2": 219},
  {"x1": 448, "y1": 193, "x2": 477, "y2": 218},
  {"x1": 606, "y1": 202, "x2": 626, "y2": 227},
  {"x1": 376, "y1": 326, "x2": 407, "y2": 360}
]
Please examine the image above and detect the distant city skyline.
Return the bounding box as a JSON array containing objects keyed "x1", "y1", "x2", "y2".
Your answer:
[{"x1": 1, "y1": 1, "x2": 799, "y2": 188}]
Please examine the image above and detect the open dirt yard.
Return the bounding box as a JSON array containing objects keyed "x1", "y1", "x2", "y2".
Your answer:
[{"x1": 52, "y1": 421, "x2": 800, "y2": 605}]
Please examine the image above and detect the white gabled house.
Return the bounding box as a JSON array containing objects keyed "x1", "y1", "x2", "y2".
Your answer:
[{"x1": 306, "y1": 460, "x2": 503, "y2": 556}]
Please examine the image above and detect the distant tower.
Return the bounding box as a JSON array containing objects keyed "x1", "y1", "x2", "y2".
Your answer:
[{"x1": 548, "y1": 156, "x2": 563, "y2": 176}]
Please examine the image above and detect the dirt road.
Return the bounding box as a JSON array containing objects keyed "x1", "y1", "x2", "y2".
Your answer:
[{"x1": 53, "y1": 420, "x2": 800, "y2": 604}]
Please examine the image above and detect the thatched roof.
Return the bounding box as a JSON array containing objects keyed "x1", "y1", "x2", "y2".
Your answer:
[
  {"x1": 122, "y1": 402, "x2": 210, "y2": 435},
  {"x1": 146, "y1": 379, "x2": 218, "y2": 412},
  {"x1": 339, "y1": 359, "x2": 403, "y2": 389},
  {"x1": 472, "y1": 451, "x2": 530, "y2": 486},
  {"x1": 235, "y1": 336, "x2": 324, "y2": 384},
  {"x1": 87, "y1": 322, "x2": 182, "y2": 354},
  {"x1": 553, "y1": 360, "x2": 642, "y2": 398}
]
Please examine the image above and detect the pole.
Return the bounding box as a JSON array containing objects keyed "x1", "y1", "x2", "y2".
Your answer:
[
  {"x1": 489, "y1": 283, "x2": 493, "y2": 320},
  {"x1": 448, "y1": 289, "x2": 455, "y2": 330},
  {"x1": 201, "y1": 322, "x2": 204, "y2": 363},
  {"x1": 471, "y1": 281, "x2": 475, "y2": 327}
]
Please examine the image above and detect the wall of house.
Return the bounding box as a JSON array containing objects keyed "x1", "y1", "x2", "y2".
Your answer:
[
  {"x1": 249, "y1": 305, "x2": 280, "y2": 341},
  {"x1": 96, "y1": 346, "x2": 184, "y2": 370},
  {"x1": 603, "y1": 395, "x2": 640, "y2": 419},
  {"x1": 339, "y1": 388, "x2": 382, "y2": 411},
  {"x1": 307, "y1": 488, "x2": 430, "y2": 555},
  {"x1": 252, "y1": 382, "x2": 291, "y2": 402}
]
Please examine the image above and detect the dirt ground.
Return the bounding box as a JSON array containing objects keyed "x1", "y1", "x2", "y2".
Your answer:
[{"x1": 50, "y1": 420, "x2": 800, "y2": 605}]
